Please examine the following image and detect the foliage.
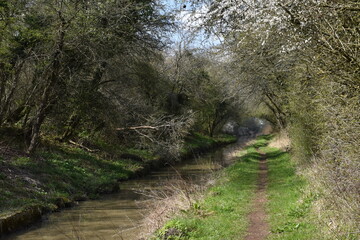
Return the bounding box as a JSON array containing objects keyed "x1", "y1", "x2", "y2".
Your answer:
[
  {"x1": 0, "y1": 0, "x2": 174, "y2": 153},
  {"x1": 182, "y1": 132, "x2": 235, "y2": 153},
  {"x1": 1, "y1": 0, "x2": 358, "y2": 237},
  {"x1": 201, "y1": 0, "x2": 360, "y2": 235},
  {"x1": 161, "y1": 48, "x2": 243, "y2": 137}
]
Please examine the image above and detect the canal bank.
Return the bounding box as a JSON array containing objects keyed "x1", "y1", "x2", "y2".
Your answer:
[{"x1": 0, "y1": 133, "x2": 236, "y2": 239}]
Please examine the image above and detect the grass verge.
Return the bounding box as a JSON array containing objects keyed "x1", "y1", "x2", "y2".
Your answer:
[
  {"x1": 152, "y1": 137, "x2": 262, "y2": 240},
  {"x1": 261, "y1": 143, "x2": 322, "y2": 240},
  {"x1": 152, "y1": 135, "x2": 328, "y2": 240}
]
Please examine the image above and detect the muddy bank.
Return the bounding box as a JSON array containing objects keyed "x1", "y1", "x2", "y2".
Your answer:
[{"x1": 0, "y1": 198, "x2": 75, "y2": 238}]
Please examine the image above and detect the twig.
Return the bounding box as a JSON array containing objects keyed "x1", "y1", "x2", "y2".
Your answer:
[
  {"x1": 68, "y1": 140, "x2": 99, "y2": 153},
  {"x1": 116, "y1": 125, "x2": 172, "y2": 131}
]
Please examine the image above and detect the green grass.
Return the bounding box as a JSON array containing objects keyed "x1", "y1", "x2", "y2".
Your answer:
[
  {"x1": 0, "y1": 147, "x2": 137, "y2": 215},
  {"x1": 153, "y1": 140, "x2": 261, "y2": 240},
  {"x1": 260, "y1": 145, "x2": 321, "y2": 240},
  {"x1": 154, "y1": 134, "x2": 325, "y2": 240}
]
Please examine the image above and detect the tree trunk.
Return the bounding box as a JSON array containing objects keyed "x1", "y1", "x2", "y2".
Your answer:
[
  {"x1": 0, "y1": 70, "x2": 9, "y2": 124},
  {"x1": 27, "y1": 17, "x2": 66, "y2": 154},
  {"x1": 263, "y1": 99, "x2": 286, "y2": 129},
  {"x1": 0, "y1": 61, "x2": 25, "y2": 125},
  {"x1": 60, "y1": 113, "x2": 81, "y2": 141}
]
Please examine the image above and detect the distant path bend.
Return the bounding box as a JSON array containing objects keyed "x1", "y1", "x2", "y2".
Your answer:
[{"x1": 244, "y1": 150, "x2": 269, "y2": 240}]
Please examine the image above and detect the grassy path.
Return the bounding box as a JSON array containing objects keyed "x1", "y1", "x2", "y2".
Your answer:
[
  {"x1": 153, "y1": 135, "x2": 321, "y2": 240},
  {"x1": 244, "y1": 150, "x2": 269, "y2": 240}
]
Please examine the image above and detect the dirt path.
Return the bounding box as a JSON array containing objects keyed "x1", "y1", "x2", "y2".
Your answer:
[{"x1": 244, "y1": 150, "x2": 269, "y2": 240}]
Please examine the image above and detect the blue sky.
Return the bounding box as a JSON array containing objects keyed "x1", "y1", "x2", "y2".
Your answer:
[{"x1": 160, "y1": 0, "x2": 223, "y2": 50}]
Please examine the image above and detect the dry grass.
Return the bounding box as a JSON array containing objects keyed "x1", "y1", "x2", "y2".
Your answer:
[
  {"x1": 268, "y1": 130, "x2": 291, "y2": 152},
  {"x1": 135, "y1": 137, "x2": 255, "y2": 239},
  {"x1": 303, "y1": 158, "x2": 360, "y2": 240},
  {"x1": 137, "y1": 176, "x2": 209, "y2": 239},
  {"x1": 262, "y1": 124, "x2": 273, "y2": 135},
  {"x1": 135, "y1": 155, "x2": 229, "y2": 239},
  {"x1": 281, "y1": 118, "x2": 359, "y2": 240}
]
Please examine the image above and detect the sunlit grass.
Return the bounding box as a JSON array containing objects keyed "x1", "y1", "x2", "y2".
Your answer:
[
  {"x1": 152, "y1": 139, "x2": 262, "y2": 240},
  {"x1": 261, "y1": 146, "x2": 322, "y2": 240},
  {"x1": 153, "y1": 135, "x2": 327, "y2": 240}
]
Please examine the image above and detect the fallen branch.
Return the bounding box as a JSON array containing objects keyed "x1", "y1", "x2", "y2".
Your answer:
[
  {"x1": 68, "y1": 140, "x2": 99, "y2": 153},
  {"x1": 116, "y1": 125, "x2": 172, "y2": 131},
  {"x1": 116, "y1": 126, "x2": 158, "y2": 131}
]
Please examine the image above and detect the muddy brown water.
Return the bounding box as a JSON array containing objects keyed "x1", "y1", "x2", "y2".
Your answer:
[{"x1": 7, "y1": 137, "x2": 252, "y2": 240}]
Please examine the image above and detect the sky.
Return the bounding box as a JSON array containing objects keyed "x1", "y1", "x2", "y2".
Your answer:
[{"x1": 160, "y1": 0, "x2": 223, "y2": 50}]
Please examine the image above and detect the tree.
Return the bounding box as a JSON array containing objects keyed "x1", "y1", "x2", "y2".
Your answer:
[
  {"x1": 0, "y1": 0, "x2": 173, "y2": 153},
  {"x1": 201, "y1": 0, "x2": 360, "y2": 236}
]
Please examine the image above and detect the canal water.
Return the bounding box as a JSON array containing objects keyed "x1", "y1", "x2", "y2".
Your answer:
[{"x1": 8, "y1": 137, "x2": 252, "y2": 240}]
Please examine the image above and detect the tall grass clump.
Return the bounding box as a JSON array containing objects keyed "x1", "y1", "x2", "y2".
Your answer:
[{"x1": 139, "y1": 165, "x2": 218, "y2": 239}]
